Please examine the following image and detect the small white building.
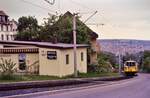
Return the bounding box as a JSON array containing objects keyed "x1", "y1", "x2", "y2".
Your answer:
[
  {"x1": 0, "y1": 10, "x2": 17, "y2": 41},
  {"x1": 0, "y1": 41, "x2": 88, "y2": 77}
]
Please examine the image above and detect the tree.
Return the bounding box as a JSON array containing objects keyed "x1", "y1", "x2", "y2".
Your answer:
[
  {"x1": 39, "y1": 12, "x2": 91, "y2": 44},
  {"x1": 15, "y1": 16, "x2": 39, "y2": 41},
  {"x1": 39, "y1": 14, "x2": 61, "y2": 42},
  {"x1": 122, "y1": 53, "x2": 136, "y2": 64},
  {"x1": 15, "y1": 12, "x2": 96, "y2": 45},
  {"x1": 143, "y1": 51, "x2": 150, "y2": 72},
  {"x1": 97, "y1": 55, "x2": 112, "y2": 73},
  {"x1": 98, "y1": 52, "x2": 116, "y2": 67}
]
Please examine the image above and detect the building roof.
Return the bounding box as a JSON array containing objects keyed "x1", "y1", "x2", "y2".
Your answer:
[
  {"x1": 0, "y1": 10, "x2": 8, "y2": 16},
  {"x1": 0, "y1": 41, "x2": 89, "y2": 49}
]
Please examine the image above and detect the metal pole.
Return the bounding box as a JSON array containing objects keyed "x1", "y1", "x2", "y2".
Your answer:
[
  {"x1": 118, "y1": 41, "x2": 121, "y2": 74},
  {"x1": 73, "y1": 14, "x2": 78, "y2": 77},
  {"x1": 118, "y1": 53, "x2": 121, "y2": 74},
  {"x1": 141, "y1": 45, "x2": 144, "y2": 72}
]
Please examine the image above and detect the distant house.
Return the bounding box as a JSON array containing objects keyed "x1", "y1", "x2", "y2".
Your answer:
[
  {"x1": 51, "y1": 11, "x2": 99, "y2": 64},
  {"x1": 0, "y1": 10, "x2": 17, "y2": 41}
]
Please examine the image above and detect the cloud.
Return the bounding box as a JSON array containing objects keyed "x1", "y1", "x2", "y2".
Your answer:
[{"x1": 0, "y1": 0, "x2": 149, "y2": 40}]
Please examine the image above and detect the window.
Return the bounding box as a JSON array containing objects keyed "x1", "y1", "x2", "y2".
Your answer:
[
  {"x1": 6, "y1": 35, "x2": 9, "y2": 40},
  {"x1": 11, "y1": 35, "x2": 13, "y2": 40},
  {"x1": 81, "y1": 52, "x2": 84, "y2": 61},
  {"x1": 6, "y1": 25, "x2": 9, "y2": 31},
  {"x1": 1, "y1": 34, "x2": 4, "y2": 40},
  {"x1": 10, "y1": 25, "x2": 13, "y2": 31},
  {"x1": 19, "y1": 53, "x2": 26, "y2": 70},
  {"x1": 66, "y1": 54, "x2": 69, "y2": 64},
  {"x1": 2, "y1": 17, "x2": 5, "y2": 23},
  {"x1": 126, "y1": 62, "x2": 136, "y2": 66},
  {"x1": 1, "y1": 25, "x2": 3, "y2": 31},
  {"x1": 0, "y1": 16, "x2": 1, "y2": 22}
]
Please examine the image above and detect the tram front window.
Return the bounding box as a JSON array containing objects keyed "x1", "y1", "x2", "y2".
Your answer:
[{"x1": 126, "y1": 62, "x2": 135, "y2": 66}]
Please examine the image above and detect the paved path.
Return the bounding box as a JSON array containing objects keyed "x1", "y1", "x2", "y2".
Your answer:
[{"x1": 28, "y1": 74, "x2": 150, "y2": 98}]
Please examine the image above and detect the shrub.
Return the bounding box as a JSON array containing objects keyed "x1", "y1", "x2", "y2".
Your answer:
[
  {"x1": 87, "y1": 64, "x2": 99, "y2": 73},
  {"x1": 0, "y1": 58, "x2": 16, "y2": 78},
  {"x1": 143, "y1": 57, "x2": 150, "y2": 73},
  {"x1": 88, "y1": 62, "x2": 112, "y2": 73}
]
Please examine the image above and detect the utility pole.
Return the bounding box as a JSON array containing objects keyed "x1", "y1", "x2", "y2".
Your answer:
[
  {"x1": 117, "y1": 41, "x2": 122, "y2": 74},
  {"x1": 73, "y1": 13, "x2": 78, "y2": 77},
  {"x1": 72, "y1": 11, "x2": 99, "y2": 77},
  {"x1": 118, "y1": 53, "x2": 121, "y2": 74}
]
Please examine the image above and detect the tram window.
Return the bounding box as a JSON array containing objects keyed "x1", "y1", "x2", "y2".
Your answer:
[
  {"x1": 131, "y1": 62, "x2": 134, "y2": 66},
  {"x1": 126, "y1": 62, "x2": 135, "y2": 66}
]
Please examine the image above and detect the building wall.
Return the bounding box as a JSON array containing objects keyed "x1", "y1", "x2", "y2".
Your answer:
[
  {"x1": 39, "y1": 48, "x2": 61, "y2": 76},
  {"x1": 0, "y1": 53, "x2": 39, "y2": 73},
  {"x1": 60, "y1": 48, "x2": 87, "y2": 77},
  {"x1": 0, "y1": 31, "x2": 17, "y2": 41},
  {"x1": 0, "y1": 47, "x2": 87, "y2": 77},
  {"x1": 24, "y1": 53, "x2": 39, "y2": 73},
  {"x1": 39, "y1": 47, "x2": 87, "y2": 77},
  {"x1": 0, "y1": 54, "x2": 19, "y2": 70}
]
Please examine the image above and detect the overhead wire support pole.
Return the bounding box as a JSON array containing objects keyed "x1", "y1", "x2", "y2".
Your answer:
[
  {"x1": 73, "y1": 13, "x2": 78, "y2": 77},
  {"x1": 83, "y1": 11, "x2": 98, "y2": 23}
]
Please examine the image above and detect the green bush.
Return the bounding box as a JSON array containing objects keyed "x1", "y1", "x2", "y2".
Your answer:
[
  {"x1": 87, "y1": 52, "x2": 114, "y2": 73},
  {"x1": 143, "y1": 53, "x2": 150, "y2": 73},
  {"x1": 88, "y1": 62, "x2": 112, "y2": 73},
  {"x1": 87, "y1": 64, "x2": 98, "y2": 73},
  {"x1": 0, "y1": 58, "x2": 16, "y2": 78}
]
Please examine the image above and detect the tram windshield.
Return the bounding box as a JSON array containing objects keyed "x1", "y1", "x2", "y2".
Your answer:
[{"x1": 126, "y1": 62, "x2": 136, "y2": 66}]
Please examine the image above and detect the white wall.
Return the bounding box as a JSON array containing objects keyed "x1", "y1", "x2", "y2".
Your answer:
[{"x1": 0, "y1": 20, "x2": 17, "y2": 41}]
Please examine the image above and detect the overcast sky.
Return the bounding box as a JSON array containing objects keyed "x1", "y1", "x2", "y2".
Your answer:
[{"x1": 0, "y1": 0, "x2": 150, "y2": 40}]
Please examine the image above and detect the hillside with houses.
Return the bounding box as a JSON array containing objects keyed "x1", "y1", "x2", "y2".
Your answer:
[{"x1": 97, "y1": 39, "x2": 150, "y2": 55}]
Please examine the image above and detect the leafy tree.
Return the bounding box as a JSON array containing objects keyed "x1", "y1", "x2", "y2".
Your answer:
[
  {"x1": 98, "y1": 52, "x2": 116, "y2": 67},
  {"x1": 15, "y1": 12, "x2": 94, "y2": 44},
  {"x1": 39, "y1": 14, "x2": 61, "y2": 42},
  {"x1": 122, "y1": 53, "x2": 137, "y2": 64},
  {"x1": 39, "y1": 12, "x2": 91, "y2": 44},
  {"x1": 142, "y1": 51, "x2": 150, "y2": 72},
  {"x1": 15, "y1": 16, "x2": 39, "y2": 41},
  {"x1": 143, "y1": 57, "x2": 150, "y2": 72},
  {"x1": 97, "y1": 56, "x2": 112, "y2": 73}
]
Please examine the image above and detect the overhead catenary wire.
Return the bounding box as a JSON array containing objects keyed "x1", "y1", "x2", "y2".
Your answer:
[
  {"x1": 20, "y1": 0, "x2": 58, "y2": 15},
  {"x1": 83, "y1": 11, "x2": 98, "y2": 23},
  {"x1": 68, "y1": 0, "x2": 104, "y2": 27},
  {"x1": 69, "y1": 0, "x2": 94, "y2": 12}
]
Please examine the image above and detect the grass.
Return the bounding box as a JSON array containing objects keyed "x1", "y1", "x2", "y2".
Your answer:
[
  {"x1": 0, "y1": 75, "x2": 62, "y2": 83},
  {"x1": 0, "y1": 72, "x2": 120, "y2": 83},
  {"x1": 77, "y1": 72, "x2": 119, "y2": 78}
]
